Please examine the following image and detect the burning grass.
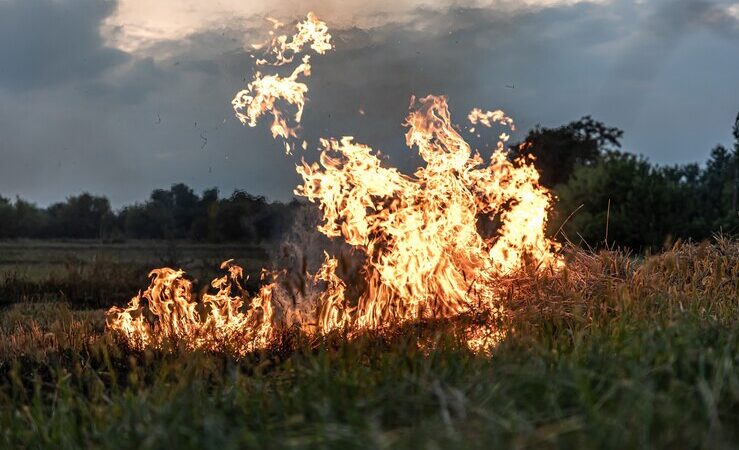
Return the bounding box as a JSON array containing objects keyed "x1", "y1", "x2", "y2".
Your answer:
[
  {"x1": 107, "y1": 13, "x2": 565, "y2": 353},
  {"x1": 3, "y1": 13, "x2": 738, "y2": 449},
  {"x1": 1, "y1": 240, "x2": 738, "y2": 449}
]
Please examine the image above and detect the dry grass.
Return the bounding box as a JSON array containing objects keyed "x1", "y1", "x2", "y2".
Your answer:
[
  {"x1": 1, "y1": 238, "x2": 737, "y2": 363},
  {"x1": 0, "y1": 303, "x2": 104, "y2": 362},
  {"x1": 502, "y1": 237, "x2": 739, "y2": 330},
  {"x1": 0, "y1": 240, "x2": 270, "y2": 308},
  {"x1": 0, "y1": 238, "x2": 737, "y2": 449}
]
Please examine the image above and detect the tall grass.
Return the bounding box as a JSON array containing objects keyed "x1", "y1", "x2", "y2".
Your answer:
[{"x1": 0, "y1": 238, "x2": 737, "y2": 449}]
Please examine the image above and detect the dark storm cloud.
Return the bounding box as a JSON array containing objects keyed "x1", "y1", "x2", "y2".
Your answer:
[
  {"x1": 0, "y1": 0, "x2": 126, "y2": 90},
  {"x1": 85, "y1": 57, "x2": 169, "y2": 104},
  {"x1": 590, "y1": 0, "x2": 739, "y2": 162},
  {"x1": 0, "y1": 0, "x2": 179, "y2": 206},
  {"x1": 284, "y1": 3, "x2": 638, "y2": 168},
  {"x1": 0, "y1": 0, "x2": 738, "y2": 207},
  {"x1": 653, "y1": 0, "x2": 739, "y2": 37},
  {"x1": 610, "y1": 0, "x2": 739, "y2": 83}
]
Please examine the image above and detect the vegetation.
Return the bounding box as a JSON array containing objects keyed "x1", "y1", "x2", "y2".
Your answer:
[
  {"x1": 0, "y1": 108, "x2": 737, "y2": 449},
  {"x1": 0, "y1": 240, "x2": 270, "y2": 308},
  {"x1": 519, "y1": 112, "x2": 739, "y2": 250},
  {"x1": 0, "y1": 238, "x2": 737, "y2": 449},
  {"x1": 0, "y1": 186, "x2": 300, "y2": 243},
  {"x1": 2, "y1": 113, "x2": 737, "y2": 251}
]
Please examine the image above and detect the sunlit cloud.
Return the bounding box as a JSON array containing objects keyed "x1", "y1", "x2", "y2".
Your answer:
[
  {"x1": 729, "y1": 2, "x2": 739, "y2": 19},
  {"x1": 101, "y1": 0, "x2": 606, "y2": 56}
]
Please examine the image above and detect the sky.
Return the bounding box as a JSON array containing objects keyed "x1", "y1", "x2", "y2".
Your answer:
[{"x1": 0, "y1": 0, "x2": 738, "y2": 208}]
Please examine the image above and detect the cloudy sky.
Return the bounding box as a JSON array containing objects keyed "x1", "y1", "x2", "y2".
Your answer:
[{"x1": 1, "y1": 0, "x2": 738, "y2": 207}]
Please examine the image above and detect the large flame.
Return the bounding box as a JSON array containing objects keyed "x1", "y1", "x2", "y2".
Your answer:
[
  {"x1": 107, "y1": 13, "x2": 561, "y2": 355},
  {"x1": 297, "y1": 94, "x2": 561, "y2": 331}
]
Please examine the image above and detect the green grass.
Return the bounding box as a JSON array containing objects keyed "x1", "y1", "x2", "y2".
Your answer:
[
  {"x1": 0, "y1": 240, "x2": 269, "y2": 307},
  {"x1": 0, "y1": 239, "x2": 738, "y2": 449}
]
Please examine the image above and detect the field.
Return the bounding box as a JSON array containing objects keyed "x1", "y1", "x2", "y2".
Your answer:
[
  {"x1": 0, "y1": 240, "x2": 270, "y2": 308},
  {"x1": 1, "y1": 239, "x2": 738, "y2": 449}
]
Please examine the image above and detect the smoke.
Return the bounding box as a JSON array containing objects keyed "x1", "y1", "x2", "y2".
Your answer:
[{"x1": 268, "y1": 203, "x2": 368, "y2": 326}]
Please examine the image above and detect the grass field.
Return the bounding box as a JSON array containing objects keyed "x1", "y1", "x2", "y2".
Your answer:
[
  {"x1": 0, "y1": 240, "x2": 269, "y2": 308},
  {"x1": 1, "y1": 238, "x2": 738, "y2": 449}
]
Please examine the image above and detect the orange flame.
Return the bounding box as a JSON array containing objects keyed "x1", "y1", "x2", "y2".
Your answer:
[
  {"x1": 232, "y1": 12, "x2": 332, "y2": 153},
  {"x1": 297, "y1": 95, "x2": 560, "y2": 330},
  {"x1": 106, "y1": 260, "x2": 276, "y2": 356},
  {"x1": 107, "y1": 12, "x2": 561, "y2": 355}
]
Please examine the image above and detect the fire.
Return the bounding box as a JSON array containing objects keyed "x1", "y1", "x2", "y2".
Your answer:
[
  {"x1": 107, "y1": 13, "x2": 561, "y2": 355},
  {"x1": 467, "y1": 107, "x2": 515, "y2": 135},
  {"x1": 297, "y1": 95, "x2": 560, "y2": 330},
  {"x1": 106, "y1": 260, "x2": 277, "y2": 355},
  {"x1": 232, "y1": 12, "x2": 331, "y2": 153}
]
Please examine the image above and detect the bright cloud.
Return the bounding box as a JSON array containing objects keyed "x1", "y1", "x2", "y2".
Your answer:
[{"x1": 101, "y1": 0, "x2": 606, "y2": 56}]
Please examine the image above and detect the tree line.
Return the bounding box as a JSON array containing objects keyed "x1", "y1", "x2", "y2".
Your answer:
[
  {"x1": 516, "y1": 113, "x2": 739, "y2": 250},
  {"x1": 0, "y1": 185, "x2": 299, "y2": 243},
  {"x1": 0, "y1": 112, "x2": 737, "y2": 250}
]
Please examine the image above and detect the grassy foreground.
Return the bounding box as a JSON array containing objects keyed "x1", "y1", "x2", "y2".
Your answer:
[{"x1": 0, "y1": 239, "x2": 738, "y2": 449}]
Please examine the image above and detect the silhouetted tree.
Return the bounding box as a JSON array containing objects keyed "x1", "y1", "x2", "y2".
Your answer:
[
  {"x1": 701, "y1": 145, "x2": 736, "y2": 228},
  {"x1": 0, "y1": 196, "x2": 15, "y2": 238},
  {"x1": 190, "y1": 188, "x2": 219, "y2": 240},
  {"x1": 732, "y1": 112, "x2": 739, "y2": 214},
  {"x1": 513, "y1": 116, "x2": 623, "y2": 188},
  {"x1": 14, "y1": 198, "x2": 47, "y2": 238},
  {"x1": 170, "y1": 183, "x2": 199, "y2": 238},
  {"x1": 45, "y1": 193, "x2": 112, "y2": 239},
  {"x1": 554, "y1": 152, "x2": 702, "y2": 250}
]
